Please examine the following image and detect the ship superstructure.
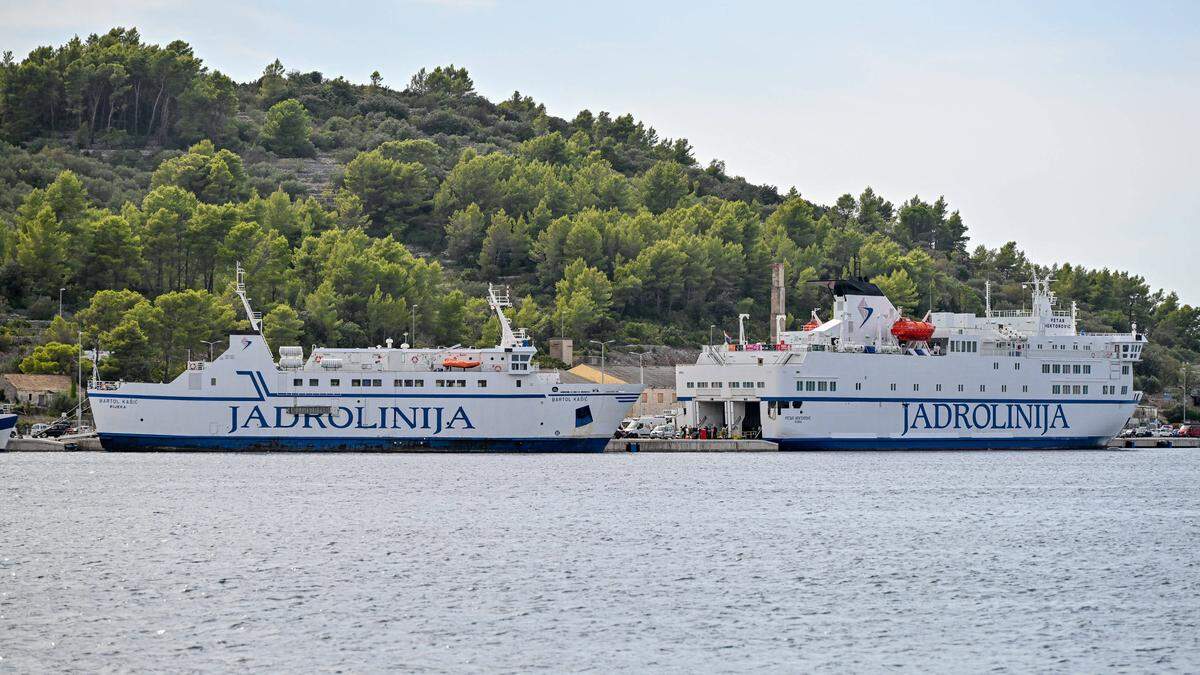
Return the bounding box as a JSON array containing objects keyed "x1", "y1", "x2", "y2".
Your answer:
[
  {"x1": 676, "y1": 274, "x2": 1144, "y2": 449},
  {"x1": 88, "y1": 271, "x2": 641, "y2": 451}
]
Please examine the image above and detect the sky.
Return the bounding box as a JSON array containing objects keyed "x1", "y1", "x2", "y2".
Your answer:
[{"x1": 3, "y1": 0, "x2": 1198, "y2": 302}]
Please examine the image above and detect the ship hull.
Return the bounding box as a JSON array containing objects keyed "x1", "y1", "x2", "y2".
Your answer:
[{"x1": 98, "y1": 433, "x2": 610, "y2": 453}]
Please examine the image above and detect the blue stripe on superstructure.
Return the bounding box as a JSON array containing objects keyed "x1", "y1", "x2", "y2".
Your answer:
[
  {"x1": 0, "y1": 414, "x2": 16, "y2": 431},
  {"x1": 768, "y1": 436, "x2": 1111, "y2": 450},
  {"x1": 98, "y1": 433, "x2": 609, "y2": 453},
  {"x1": 675, "y1": 395, "x2": 1136, "y2": 405}
]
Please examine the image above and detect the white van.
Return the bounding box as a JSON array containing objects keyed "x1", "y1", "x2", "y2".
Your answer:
[{"x1": 619, "y1": 416, "x2": 667, "y2": 438}]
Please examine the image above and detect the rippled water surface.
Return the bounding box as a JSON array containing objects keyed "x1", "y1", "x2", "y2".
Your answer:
[{"x1": 2, "y1": 450, "x2": 1199, "y2": 672}]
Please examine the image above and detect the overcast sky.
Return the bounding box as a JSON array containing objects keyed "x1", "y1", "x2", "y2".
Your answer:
[{"x1": 4, "y1": 0, "x2": 1198, "y2": 302}]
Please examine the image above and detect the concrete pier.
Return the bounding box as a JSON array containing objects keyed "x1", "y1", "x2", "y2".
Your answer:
[{"x1": 605, "y1": 438, "x2": 778, "y2": 452}]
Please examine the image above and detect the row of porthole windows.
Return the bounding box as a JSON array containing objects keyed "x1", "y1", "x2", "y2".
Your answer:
[
  {"x1": 1041, "y1": 363, "x2": 1093, "y2": 375},
  {"x1": 290, "y1": 378, "x2": 494, "y2": 389},
  {"x1": 686, "y1": 381, "x2": 765, "y2": 389},
  {"x1": 797, "y1": 380, "x2": 837, "y2": 392}
]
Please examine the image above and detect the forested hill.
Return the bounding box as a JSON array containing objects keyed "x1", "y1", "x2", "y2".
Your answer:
[{"x1": 0, "y1": 28, "x2": 1196, "y2": 407}]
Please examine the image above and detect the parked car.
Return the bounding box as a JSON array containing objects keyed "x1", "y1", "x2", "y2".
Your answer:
[
  {"x1": 1179, "y1": 425, "x2": 1200, "y2": 438},
  {"x1": 649, "y1": 423, "x2": 676, "y2": 439}
]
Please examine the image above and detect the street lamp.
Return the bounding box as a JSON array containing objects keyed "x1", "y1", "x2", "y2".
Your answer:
[
  {"x1": 623, "y1": 345, "x2": 651, "y2": 385},
  {"x1": 589, "y1": 339, "x2": 614, "y2": 384},
  {"x1": 709, "y1": 324, "x2": 716, "y2": 347},
  {"x1": 58, "y1": 287, "x2": 66, "y2": 317},
  {"x1": 200, "y1": 339, "x2": 220, "y2": 362},
  {"x1": 1183, "y1": 364, "x2": 1193, "y2": 424},
  {"x1": 410, "y1": 304, "x2": 419, "y2": 348}
]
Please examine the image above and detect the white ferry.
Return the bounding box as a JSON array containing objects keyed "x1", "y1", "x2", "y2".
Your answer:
[
  {"x1": 88, "y1": 270, "x2": 641, "y2": 451},
  {"x1": 676, "y1": 274, "x2": 1144, "y2": 449},
  {"x1": 0, "y1": 413, "x2": 15, "y2": 451}
]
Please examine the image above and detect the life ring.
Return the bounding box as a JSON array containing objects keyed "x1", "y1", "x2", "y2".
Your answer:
[
  {"x1": 314, "y1": 355, "x2": 323, "y2": 363},
  {"x1": 411, "y1": 356, "x2": 419, "y2": 364},
  {"x1": 493, "y1": 365, "x2": 502, "y2": 372}
]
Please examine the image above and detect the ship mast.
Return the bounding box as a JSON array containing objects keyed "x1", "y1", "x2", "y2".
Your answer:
[
  {"x1": 235, "y1": 262, "x2": 262, "y2": 333},
  {"x1": 488, "y1": 284, "x2": 527, "y2": 349}
]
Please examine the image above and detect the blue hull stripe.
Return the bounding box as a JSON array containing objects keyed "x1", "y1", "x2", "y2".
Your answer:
[
  {"x1": 768, "y1": 436, "x2": 1111, "y2": 450},
  {"x1": 0, "y1": 414, "x2": 16, "y2": 431},
  {"x1": 89, "y1": 370, "x2": 639, "y2": 403},
  {"x1": 98, "y1": 433, "x2": 610, "y2": 453}
]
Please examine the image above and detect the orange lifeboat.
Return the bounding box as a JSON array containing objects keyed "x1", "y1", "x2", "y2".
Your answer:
[
  {"x1": 442, "y1": 358, "x2": 481, "y2": 369},
  {"x1": 802, "y1": 310, "x2": 821, "y2": 331},
  {"x1": 891, "y1": 318, "x2": 935, "y2": 342}
]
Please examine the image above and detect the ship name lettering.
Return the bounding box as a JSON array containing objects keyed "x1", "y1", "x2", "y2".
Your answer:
[
  {"x1": 228, "y1": 405, "x2": 473, "y2": 435},
  {"x1": 901, "y1": 402, "x2": 1069, "y2": 436}
]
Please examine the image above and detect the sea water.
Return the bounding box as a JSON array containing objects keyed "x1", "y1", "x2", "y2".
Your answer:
[{"x1": 2, "y1": 450, "x2": 1198, "y2": 672}]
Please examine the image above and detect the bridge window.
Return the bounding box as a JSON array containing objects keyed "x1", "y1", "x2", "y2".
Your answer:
[
  {"x1": 818, "y1": 381, "x2": 828, "y2": 392},
  {"x1": 1122, "y1": 365, "x2": 1130, "y2": 375},
  {"x1": 1042, "y1": 364, "x2": 1051, "y2": 373},
  {"x1": 293, "y1": 378, "x2": 303, "y2": 386},
  {"x1": 1083, "y1": 365, "x2": 1091, "y2": 374},
  {"x1": 686, "y1": 382, "x2": 694, "y2": 388},
  {"x1": 830, "y1": 381, "x2": 837, "y2": 392},
  {"x1": 330, "y1": 379, "x2": 340, "y2": 386}
]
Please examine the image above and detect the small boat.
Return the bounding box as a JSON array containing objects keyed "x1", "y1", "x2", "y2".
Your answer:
[
  {"x1": 442, "y1": 358, "x2": 481, "y2": 369},
  {"x1": 890, "y1": 317, "x2": 936, "y2": 342}
]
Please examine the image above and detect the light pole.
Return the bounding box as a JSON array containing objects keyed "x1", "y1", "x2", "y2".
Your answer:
[
  {"x1": 1184, "y1": 365, "x2": 1193, "y2": 424},
  {"x1": 623, "y1": 345, "x2": 650, "y2": 385},
  {"x1": 410, "y1": 304, "x2": 419, "y2": 348},
  {"x1": 200, "y1": 339, "x2": 220, "y2": 362},
  {"x1": 58, "y1": 287, "x2": 66, "y2": 317},
  {"x1": 709, "y1": 324, "x2": 716, "y2": 347},
  {"x1": 590, "y1": 339, "x2": 614, "y2": 384}
]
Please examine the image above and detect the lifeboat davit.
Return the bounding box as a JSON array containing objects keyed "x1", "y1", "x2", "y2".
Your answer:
[
  {"x1": 890, "y1": 318, "x2": 935, "y2": 342},
  {"x1": 442, "y1": 358, "x2": 481, "y2": 369}
]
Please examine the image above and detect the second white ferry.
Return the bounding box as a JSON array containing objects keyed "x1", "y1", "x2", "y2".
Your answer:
[
  {"x1": 677, "y1": 274, "x2": 1144, "y2": 449},
  {"x1": 88, "y1": 271, "x2": 641, "y2": 451}
]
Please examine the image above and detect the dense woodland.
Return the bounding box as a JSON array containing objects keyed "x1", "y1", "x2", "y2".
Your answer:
[{"x1": 0, "y1": 29, "x2": 1196, "y2": 414}]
